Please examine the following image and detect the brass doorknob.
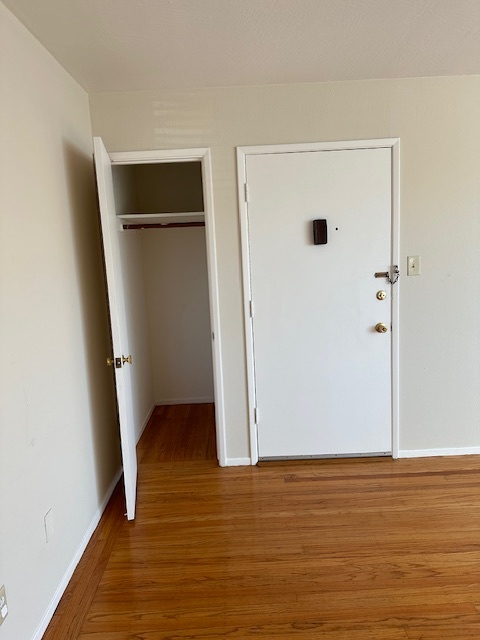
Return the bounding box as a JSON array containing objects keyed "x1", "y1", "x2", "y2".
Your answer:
[
  {"x1": 122, "y1": 354, "x2": 132, "y2": 365},
  {"x1": 107, "y1": 356, "x2": 122, "y2": 368},
  {"x1": 375, "y1": 323, "x2": 388, "y2": 333}
]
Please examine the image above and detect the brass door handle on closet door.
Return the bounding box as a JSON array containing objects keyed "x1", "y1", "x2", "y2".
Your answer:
[
  {"x1": 107, "y1": 355, "x2": 132, "y2": 367},
  {"x1": 107, "y1": 356, "x2": 122, "y2": 368}
]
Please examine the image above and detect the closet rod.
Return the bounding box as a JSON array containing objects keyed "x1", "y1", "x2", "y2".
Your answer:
[{"x1": 123, "y1": 221, "x2": 205, "y2": 230}]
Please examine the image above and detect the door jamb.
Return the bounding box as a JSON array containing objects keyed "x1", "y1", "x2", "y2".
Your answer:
[
  {"x1": 236, "y1": 138, "x2": 400, "y2": 465},
  {"x1": 109, "y1": 147, "x2": 227, "y2": 467}
]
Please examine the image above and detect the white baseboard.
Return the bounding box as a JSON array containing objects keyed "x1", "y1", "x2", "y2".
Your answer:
[
  {"x1": 156, "y1": 396, "x2": 214, "y2": 406},
  {"x1": 32, "y1": 467, "x2": 123, "y2": 640},
  {"x1": 136, "y1": 402, "x2": 156, "y2": 444},
  {"x1": 225, "y1": 457, "x2": 252, "y2": 466},
  {"x1": 398, "y1": 446, "x2": 480, "y2": 459}
]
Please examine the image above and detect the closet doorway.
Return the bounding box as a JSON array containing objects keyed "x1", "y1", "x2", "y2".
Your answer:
[{"x1": 94, "y1": 139, "x2": 225, "y2": 520}]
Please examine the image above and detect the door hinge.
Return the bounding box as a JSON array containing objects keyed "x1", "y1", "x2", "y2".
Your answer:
[
  {"x1": 249, "y1": 300, "x2": 254, "y2": 318},
  {"x1": 254, "y1": 407, "x2": 258, "y2": 424},
  {"x1": 244, "y1": 182, "x2": 249, "y2": 203}
]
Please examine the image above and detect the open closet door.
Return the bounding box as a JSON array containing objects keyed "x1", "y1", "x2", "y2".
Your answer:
[{"x1": 93, "y1": 137, "x2": 137, "y2": 520}]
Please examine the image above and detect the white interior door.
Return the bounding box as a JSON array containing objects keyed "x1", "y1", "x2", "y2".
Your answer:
[
  {"x1": 246, "y1": 147, "x2": 393, "y2": 459},
  {"x1": 93, "y1": 137, "x2": 137, "y2": 519}
]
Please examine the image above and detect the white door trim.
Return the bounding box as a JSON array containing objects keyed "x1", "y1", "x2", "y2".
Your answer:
[
  {"x1": 110, "y1": 147, "x2": 227, "y2": 467},
  {"x1": 237, "y1": 138, "x2": 400, "y2": 465}
]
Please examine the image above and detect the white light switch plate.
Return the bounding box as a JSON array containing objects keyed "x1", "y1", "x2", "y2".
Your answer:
[{"x1": 407, "y1": 255, "x2": 421, "y2": 276}]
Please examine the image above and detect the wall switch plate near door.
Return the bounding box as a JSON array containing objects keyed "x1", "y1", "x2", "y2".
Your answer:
[
  {"x1": 407, "y1": 255, "x2": 421, "y2": 276},
  {"x1": 0, "y1": 585, "x2": 8, "y2": 626}
]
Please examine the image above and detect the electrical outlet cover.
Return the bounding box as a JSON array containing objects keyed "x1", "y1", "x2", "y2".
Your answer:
[
  {"x1": 44, "y1": 508, "x2": 54, "y2": 543},
  {"x1": 0, "y1": 585, "x2": 8, "y2": 626}
]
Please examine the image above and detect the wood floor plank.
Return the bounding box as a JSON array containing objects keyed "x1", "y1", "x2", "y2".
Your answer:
[{"x1": 44, "y1": 406, "x2": 480, "y2": 638}]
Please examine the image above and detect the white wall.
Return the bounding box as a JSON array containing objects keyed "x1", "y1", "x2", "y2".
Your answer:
[
  {"x1": 0, "y1": 4, "x2": 120, "y2": 638},
  {"x1": 90, "y1": 76, "x2": 480, "y2": 459},
  {"x1": 133, "y1": 162, "x2": 204, "y2": 214},
  {"x1": 141, "y1": 228, "x2": 214, "y2": 404}
]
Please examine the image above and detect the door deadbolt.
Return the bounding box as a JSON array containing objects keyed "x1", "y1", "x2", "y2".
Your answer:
[
  {"x1": 375, "y1": 323, "x2": 388, "y2": 334},
  {"x1": 376, "y1": 290, "x2": 387, "y2": 300}
]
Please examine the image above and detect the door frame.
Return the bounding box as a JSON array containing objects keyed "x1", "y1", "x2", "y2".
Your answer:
[
  {"x1": 109, "y1": 146, "x2": 227, "y2": 467},
  {"x1": 237, "y1": 138, "x2": 400, "y2": 465}
]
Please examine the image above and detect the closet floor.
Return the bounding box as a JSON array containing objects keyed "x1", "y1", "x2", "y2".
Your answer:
[{"x1": 138, "y1": 402, "x2": 217, "y2": 463}]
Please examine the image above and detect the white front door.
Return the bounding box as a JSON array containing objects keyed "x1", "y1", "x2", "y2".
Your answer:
[
  {"x1": 245, "y1": 147, "x2": 394, "y2": 459},
  {"x1": 94, "y1": 137, "x2": 138, "y2": 519}
]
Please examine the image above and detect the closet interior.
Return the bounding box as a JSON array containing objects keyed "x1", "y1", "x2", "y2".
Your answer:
[{"x1": 111, "y1": 159, "x2": 215, "y2": 447}]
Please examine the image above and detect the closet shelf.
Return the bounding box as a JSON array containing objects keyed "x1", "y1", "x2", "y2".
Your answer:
[{"x1": 118, "y1": 212, "x2": 204, "y2": 226}]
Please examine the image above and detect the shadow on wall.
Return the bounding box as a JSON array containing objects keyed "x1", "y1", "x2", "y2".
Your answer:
[{"x1": 62, "y1": 139, "x2": 121, "y2": 501}]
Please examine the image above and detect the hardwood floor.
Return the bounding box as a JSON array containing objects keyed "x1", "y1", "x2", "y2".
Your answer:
[
  {"x1": 137, "y1": 403, "x2": 217, "y2": 464},
  {"x1": 43, "y1": 406, "x2": 480, "y2": 638}
]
